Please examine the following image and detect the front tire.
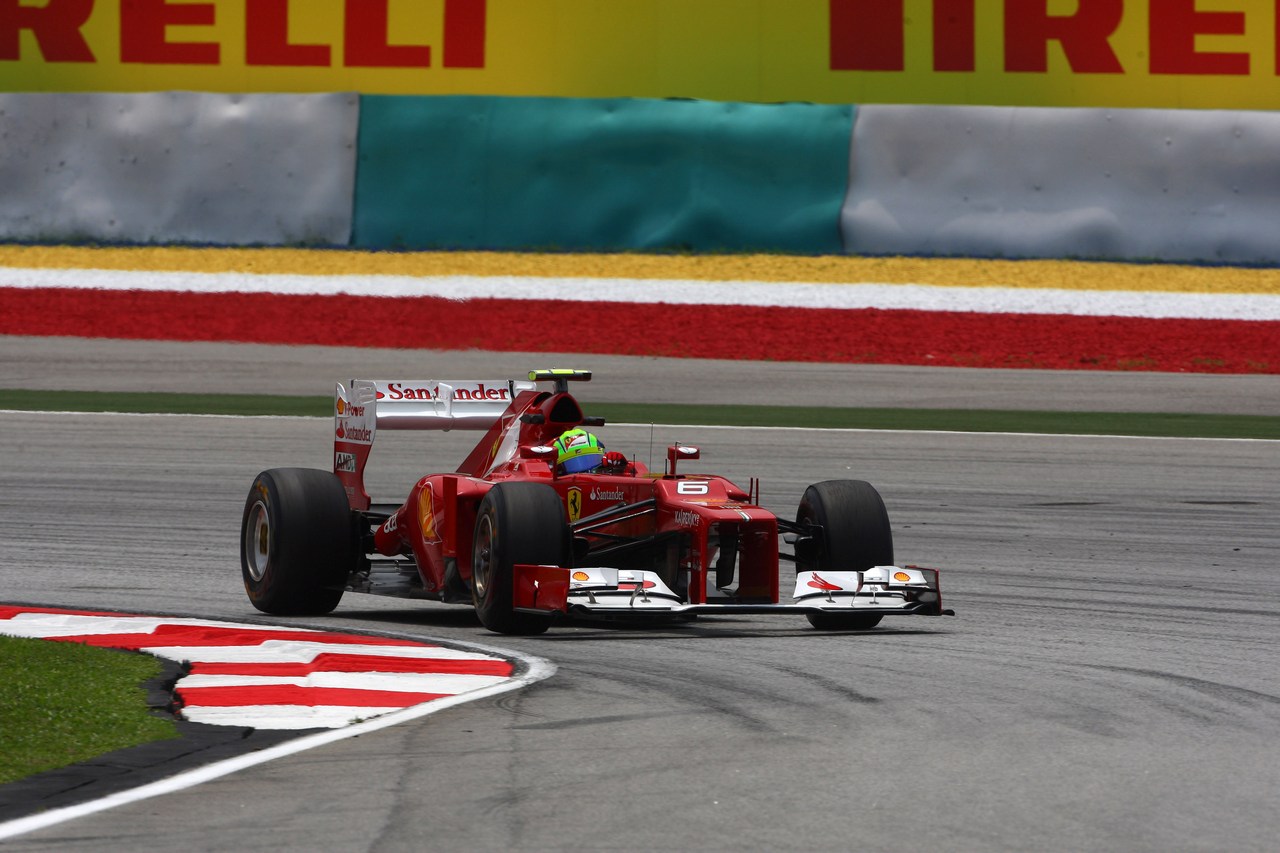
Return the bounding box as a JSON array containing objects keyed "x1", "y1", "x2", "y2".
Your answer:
[
  {"x1": 240, "y1": 468, "x2": 355, "y2": 615},
  {"x1": 471, "y1": 483, "x2": 569, "y2": 635},
  {"x1": 796, "y1": 480, "x2": 893, "y2": 631}
]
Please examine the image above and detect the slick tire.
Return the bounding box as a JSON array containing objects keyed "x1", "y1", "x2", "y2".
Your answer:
[
  {"x1": 471, "y1": 483, "x2": 569, "y2": 636},
  {"x1": 241, "y1": 467, "x2": 355, "y2": 616},
  {"x1": 796, "y1": 479, "x2": 893, "y2": 631}
]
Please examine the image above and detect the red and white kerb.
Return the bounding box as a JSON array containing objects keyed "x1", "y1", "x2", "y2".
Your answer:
[{"x1": 0, "y1": 607, "x2": 517, "y2": 730}]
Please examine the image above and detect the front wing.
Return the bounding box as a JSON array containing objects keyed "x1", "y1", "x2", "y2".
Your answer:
[{"x1": 513, "y1": 565, "x2": 952, "y2": 620}]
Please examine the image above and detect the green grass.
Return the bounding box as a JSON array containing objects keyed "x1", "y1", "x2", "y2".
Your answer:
[
  {"x1": 0, "y1": 636, "x2": 178, "y2": 785},
  {"x1": 1, "y1": 388, "x2": 1276, "y2": 439}
]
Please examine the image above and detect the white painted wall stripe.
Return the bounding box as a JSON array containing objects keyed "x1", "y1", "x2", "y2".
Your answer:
[
  {"x1": 178, "y1": 672, "x2": 512, "y2": 692},
  {"x1": 1, "y1": 267, "x2": 1275, "y2": 320},
  {"x1": 141, "y1": 641, "x2": 499, "y2": 663},
  {"x1": 179, "y1": 705, "x2": 408, "y2": 729}
]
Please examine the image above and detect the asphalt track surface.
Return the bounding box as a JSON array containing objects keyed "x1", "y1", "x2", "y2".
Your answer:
[{"x1": 2, "y1": 338, "x2": 1279, "y2": 851}]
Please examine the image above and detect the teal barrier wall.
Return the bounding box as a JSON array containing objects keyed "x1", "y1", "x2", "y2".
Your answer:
[{"x1": 354, "y1": 96, "x2": 853, "y2": 254}]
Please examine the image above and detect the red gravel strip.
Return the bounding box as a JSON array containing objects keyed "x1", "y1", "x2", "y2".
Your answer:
[{"x1": 2, "y1": 287, "x2": 1275, "y2": 374}]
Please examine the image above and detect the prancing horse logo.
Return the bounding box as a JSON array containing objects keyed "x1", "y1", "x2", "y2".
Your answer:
[{"x1": 566, "y1": 487, "x2": 583, "y2": 523}]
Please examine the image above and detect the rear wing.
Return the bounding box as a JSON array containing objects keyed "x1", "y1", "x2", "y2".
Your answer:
[{"x1": 334, "y1": 378, "x2": 536, "y2": 509}]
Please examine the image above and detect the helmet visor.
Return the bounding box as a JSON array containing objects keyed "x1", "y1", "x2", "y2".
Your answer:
[{"x1": 560, "y1": 453, "x2": 603, "y2": 474}]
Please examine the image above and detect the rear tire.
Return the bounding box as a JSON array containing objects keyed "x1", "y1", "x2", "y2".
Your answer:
[
  {"x1": 796, "y1": 480, "x2": 893, "y2": 631},
  {"x1": 240, "y1": 468, "x2": 355, "y2": 615},
  {"x1": 471, "y1": 483, "x2": 569, "y2": 635}
]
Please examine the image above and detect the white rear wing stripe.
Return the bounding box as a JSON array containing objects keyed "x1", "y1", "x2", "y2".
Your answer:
[{"x1": 338, "y1": 379, "x2": 536, "y2": 433}]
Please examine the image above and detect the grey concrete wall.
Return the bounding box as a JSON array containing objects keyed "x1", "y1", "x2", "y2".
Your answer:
[
  {"x1": 4, "y1": 93, "x2": 1277, "y2": 263},
  {"x1": 842, "y1": 105, "x2": 1280, "y2": 264},
  {"x1": 0, "y1": 92, "x2": 358, "y2": 246}
]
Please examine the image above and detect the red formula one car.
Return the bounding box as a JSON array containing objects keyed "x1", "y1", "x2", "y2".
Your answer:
[{"x1": 240, "y1": 370, "x2": 950, "y2": 634}]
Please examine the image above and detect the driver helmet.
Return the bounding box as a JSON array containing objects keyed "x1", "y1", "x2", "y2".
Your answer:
[{"x1": 553, "y1": 428, "x2": 604, "y2": 473}]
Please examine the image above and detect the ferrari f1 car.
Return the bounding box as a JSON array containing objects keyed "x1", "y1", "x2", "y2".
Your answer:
[{"x1": 240, "y1": 370, "x2": 951, "y2": 634}]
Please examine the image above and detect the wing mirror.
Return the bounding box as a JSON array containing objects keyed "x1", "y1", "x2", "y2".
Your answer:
[{"x1": 665, "y1": 444, "x2": 700, "y2": 477}]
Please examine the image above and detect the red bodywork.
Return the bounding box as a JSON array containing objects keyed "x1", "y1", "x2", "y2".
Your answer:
[{"x1": 334, "y1": 377, "x2": 779, "y2": 611}]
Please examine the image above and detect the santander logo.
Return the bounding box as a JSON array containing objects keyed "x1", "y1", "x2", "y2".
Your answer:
[
  {"x1": 335, "y1": 423, "x2": 372, "y2": 443},
  {"x1": 376, "y1": 382, "x2": 511, "y2": 402}
]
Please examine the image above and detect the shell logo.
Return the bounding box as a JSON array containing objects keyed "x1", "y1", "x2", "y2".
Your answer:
[
  {"x1": 336, "y1": 398, "x2": 346, "y2": 415},
  {"x1": 572, "y1": 571, "x2": 591, "y2": 582},
  {"x1": 893, "y1": 571, "x2": 912, "y2": 583}
]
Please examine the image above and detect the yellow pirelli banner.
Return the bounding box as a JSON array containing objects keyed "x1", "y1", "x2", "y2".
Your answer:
[{"x1": 2, "y1": 0, "x2": 1277, "y2": 109}]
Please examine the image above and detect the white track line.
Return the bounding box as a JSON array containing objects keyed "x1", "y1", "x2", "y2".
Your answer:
[{"x1": 1, "y1": 267, "x2": 1276, "y2": 319}]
